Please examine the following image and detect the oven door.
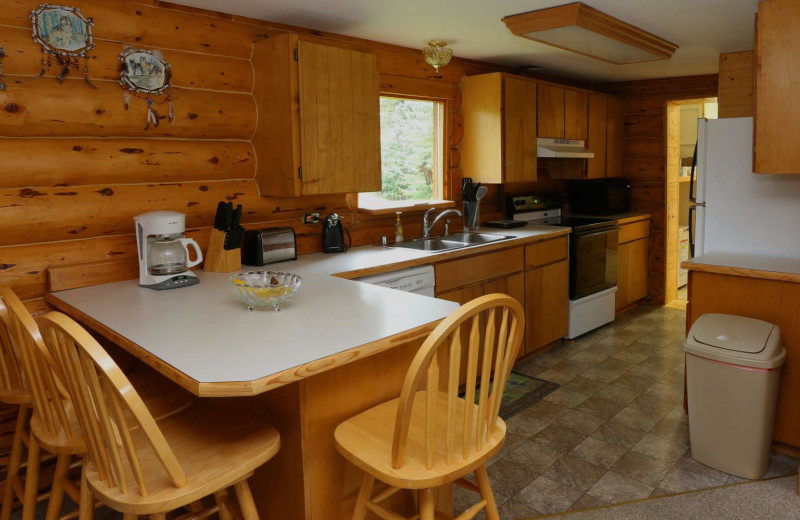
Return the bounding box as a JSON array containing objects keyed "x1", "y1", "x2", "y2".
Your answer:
[{"x1": 569, "y1": 226, "x2": 620, "y2": 300}]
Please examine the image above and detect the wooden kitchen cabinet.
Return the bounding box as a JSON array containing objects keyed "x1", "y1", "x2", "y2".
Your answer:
[
  {"x1": 754, "y1": 0, "x2": 800, "y2": 174},
  {"x1": 587, "y1": 93, "x2": 608, "y2": 179},
  {"x1": 461, "y1": 73, "x2": 538, "y2": 183},
  {"x1": 537, "y1": 84, "x2": 588, "y2": 140},
  {"x1": 252, "y1": 34, "x2": 381, "y2": 196},
  {"x1": 616, "y1": 219, "x2": 650, "y2": 311},
  {"x1": 606, "y1": 96, "x2": 625, "y2": 176},
  {"x1": 524, "y1": 237, "x2": 569, "y2": 353},
  {"x1": 587, "y1": 93, "x2": 625, "y2": 179}
]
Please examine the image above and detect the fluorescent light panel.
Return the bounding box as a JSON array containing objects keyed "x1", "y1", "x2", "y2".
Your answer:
[{"x1": 503, "y1": 2, "x2": 678, "y2": 65}]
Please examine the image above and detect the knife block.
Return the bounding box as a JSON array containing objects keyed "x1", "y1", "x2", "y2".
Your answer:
[{"x1": 204, "y1": 229, "x2": 241, "y2": 273}]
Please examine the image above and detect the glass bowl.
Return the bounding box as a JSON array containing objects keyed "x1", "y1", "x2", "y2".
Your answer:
[{"x1": 228, "y1": 271, "x2": 302, "y2": 312}]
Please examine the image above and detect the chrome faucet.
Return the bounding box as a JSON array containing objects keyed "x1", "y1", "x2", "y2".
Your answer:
[{"x1": 422, "y1": 208, "x2": 463, "y2": 238}]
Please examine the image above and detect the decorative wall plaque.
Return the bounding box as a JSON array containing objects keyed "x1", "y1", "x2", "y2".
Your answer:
[
  {"x1": 30, "y1": 4, "x2": 95, "y2": 86},
  {"x1": 119, "y1": 48, "x2": 174, "y2": 130}
]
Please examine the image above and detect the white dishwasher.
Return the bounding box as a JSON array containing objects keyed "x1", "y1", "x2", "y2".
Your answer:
[{"x1": 355, "y1": 265, "x2": 436, "y2": 297}]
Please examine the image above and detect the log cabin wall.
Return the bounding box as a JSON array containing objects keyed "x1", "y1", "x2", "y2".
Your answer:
[
  {"x1": 0, "y1": 0, "x2": 509, "y2": 311},
  {"x1": 597, "y1": 75, "x2": 719, "y2": 304}
]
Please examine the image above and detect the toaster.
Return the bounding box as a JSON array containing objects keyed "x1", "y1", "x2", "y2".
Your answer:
[{"x1": 241, "y1": 227, "x2": 297, "y2": 266}]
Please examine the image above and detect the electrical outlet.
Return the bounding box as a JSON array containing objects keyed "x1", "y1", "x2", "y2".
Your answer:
[{"x1": 303, "y1": 212, "x2": 320, "y2": 224}]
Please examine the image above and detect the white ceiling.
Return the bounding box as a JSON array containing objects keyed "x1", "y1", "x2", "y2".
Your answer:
[{"x1": 174, "y1": 0, "x2": 760, "y2": 83}]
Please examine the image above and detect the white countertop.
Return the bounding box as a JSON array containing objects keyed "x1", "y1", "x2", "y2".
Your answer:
[
  {"x1": 49, "y1": 226, "x2": 567, "y2": 389},
  {"x1": 683, "y1": 252, "x2": 800, "y2": 279}
]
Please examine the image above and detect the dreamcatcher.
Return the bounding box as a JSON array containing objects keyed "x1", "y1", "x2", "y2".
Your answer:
[
  {"x1": 119, "y1": 48, "x2": 174, "y2": 130},
  {"x1": 30, "y1": 4, "x2": 95, "y2": 87}
]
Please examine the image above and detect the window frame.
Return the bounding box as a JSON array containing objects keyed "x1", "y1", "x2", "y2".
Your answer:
[{"x1": 355, "y1": 83, "x2": 455, "y2": 215}]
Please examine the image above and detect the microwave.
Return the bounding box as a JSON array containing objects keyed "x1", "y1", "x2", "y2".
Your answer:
[{"x1": 568, "y1": 178, "x2": 631, "y2": 215}]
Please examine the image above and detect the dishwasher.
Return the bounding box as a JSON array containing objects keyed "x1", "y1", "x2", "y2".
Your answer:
[{"x1": 355, "y1": 265, "x2": 436, "y2": 296}]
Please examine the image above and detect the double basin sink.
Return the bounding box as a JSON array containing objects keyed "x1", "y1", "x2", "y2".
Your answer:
[{"x1": 390, "y1": 232, "x2": 515, "y2": 252}]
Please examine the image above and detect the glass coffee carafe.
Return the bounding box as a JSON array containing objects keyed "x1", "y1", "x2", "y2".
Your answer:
[{"x1": 147, "y1": 236, "x2": 202, "y2": 275}]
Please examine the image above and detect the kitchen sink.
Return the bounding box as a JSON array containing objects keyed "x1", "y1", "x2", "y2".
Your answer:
[{"x1": 389, "y1": 233, "x2": 515, "y2": 252}]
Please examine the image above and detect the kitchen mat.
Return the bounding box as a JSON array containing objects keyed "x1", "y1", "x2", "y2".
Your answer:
[{"x1": 464, "y1": 372, "x2": 560, "y2": 420}]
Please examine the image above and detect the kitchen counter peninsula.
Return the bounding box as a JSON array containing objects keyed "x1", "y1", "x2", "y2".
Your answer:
[
  {"x1": 45, "y1": 225, "x2": 570, "y2": 520},
  {"x1": 683, "y1": 252, "x2": 800, "y2": 452}
]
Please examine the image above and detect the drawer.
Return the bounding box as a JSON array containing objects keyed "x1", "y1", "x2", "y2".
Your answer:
[
  {"x1": 525, "y1": 237, "x2": 568, "y2": 268},
  {"x1": 619, "y1": 219, "x2": 650, "y2": 244},
  {"x1": 435, "y1": 247, "x2": 524, "y2": 293}
]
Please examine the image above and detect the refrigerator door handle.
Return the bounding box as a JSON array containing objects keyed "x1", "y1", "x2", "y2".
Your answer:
[
  {"x1": 689, "y1": 141, "x2": 698, "y2": 204},
  {"x1": 688, "y1": 205, "x2": 695, "y2": 257}
]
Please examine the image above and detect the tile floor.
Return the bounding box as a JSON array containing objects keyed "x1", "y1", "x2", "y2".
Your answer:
[{"x1": 454, "y1": 304, "x2": 799, "y2": 519}]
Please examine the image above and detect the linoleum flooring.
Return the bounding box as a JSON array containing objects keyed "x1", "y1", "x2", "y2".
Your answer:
[{"x1": 454, "y1": 304, "x2": 798, "y2": 519}]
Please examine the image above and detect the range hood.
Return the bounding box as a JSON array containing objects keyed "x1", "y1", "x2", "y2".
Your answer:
[{"x1": 537, "y1": 138, "x2": 594, "y2": 159}]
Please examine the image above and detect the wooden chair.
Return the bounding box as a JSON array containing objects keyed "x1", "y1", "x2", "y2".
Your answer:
[
  {"x1": 334, "y1": 293, "x2": 525, "y2": 520},
  {"x1": 37, "y1": 311, "x2": 281, "y2": 520},
  {"x1": 0, "y1": 287, "x2": 86, "y2": 520},
  {"x1": 0, "y1": 292, "x2": 35, "y2": 520}
]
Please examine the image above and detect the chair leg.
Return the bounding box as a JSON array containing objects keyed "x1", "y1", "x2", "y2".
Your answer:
[
  {"x1": 21, "y1": 435, "x2": 41, "y2": 520},
  {"x1": 233, "y1": 480, "x2": 259, "y2": 520},
  {"x1": 474, "y1": 465, "x2": 499, "y2": 520},
  {"x1": 44, "y1": 454, "x2": 71, "y2": 520},
  {"x1": 352, "y1": 473, "x2": 375, "y2": 520},
  {"x1": 215, "y1": 490, "x2": 233, "y2": 520},
  {"x1": 78, "y1": 466, "x2": 93, "y2": 520},
  {"x1": 418, "y1": 488, "x2": 435, "y2": 520},
  {"x1": 1, "y1": 404, "x2": 29, "y2": 520}
]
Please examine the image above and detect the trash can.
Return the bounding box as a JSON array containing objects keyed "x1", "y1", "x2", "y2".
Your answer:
[{"x1": 684, "y1": 313, "x2": 785, "y2": 479}]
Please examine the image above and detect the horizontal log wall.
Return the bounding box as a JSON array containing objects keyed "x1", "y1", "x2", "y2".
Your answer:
[
  {"x1": 598, "y1": 75, "x2": 719, "y2": 304},
  {"x1": 0, "y1": 0, "x2": 506, "y2": 310}
]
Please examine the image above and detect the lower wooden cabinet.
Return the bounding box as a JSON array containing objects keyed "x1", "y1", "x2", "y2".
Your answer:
[
  {"x1": 616, "y1": 219, "x2": 650, "y2": 311},
  {"x1": 525, "y1": 260, "x2": 569, "y2": 353}
]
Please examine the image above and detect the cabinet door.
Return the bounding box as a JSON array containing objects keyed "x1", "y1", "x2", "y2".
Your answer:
[
  {"x1": 586, "y1": 94, "x2": 608, "y2": 179},
  {"x1": 537, "y1": 84, "x2": 565, "y2": 139},
  {"x1": 606, "y1": 97, "x2": 625, "y2": 177},
  {"x1": 564, "y1": 89, "x2": 589, "y2": 141},
  {"x1": 754, "y1": 0, "x2": 800, "y2": 174},
  {"x1": 616, "y1": 238, "x2": 649, "y2": 310},
  {"x1": 525, "y1": 260, "x2": 569, "y2": 354},
  {"x1": 298, "y1": 40, "x2": 381, "y2": 194},
  {"x1": 503, "y1": 77, "x2": 538, "y2": 183},
  {"x1": 485, "y1": 273, "x2": 527, "y2": 359}
]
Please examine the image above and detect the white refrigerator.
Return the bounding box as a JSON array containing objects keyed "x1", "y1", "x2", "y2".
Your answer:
[{"x1": 690, "y1": 117, "x2": 800, "y2": 258}]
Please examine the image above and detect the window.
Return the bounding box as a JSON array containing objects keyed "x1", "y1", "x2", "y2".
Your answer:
[{"x1": 359, "y1": 96, "x2": 447, "y2": 211}]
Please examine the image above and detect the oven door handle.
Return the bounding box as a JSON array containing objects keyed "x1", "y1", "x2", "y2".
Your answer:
[{"x1": 572, "y1": 227, "x2": 620, "y2": 238}]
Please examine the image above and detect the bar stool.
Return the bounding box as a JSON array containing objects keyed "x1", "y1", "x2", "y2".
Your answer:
[
  {"x1": 335, "y1": 294, "x2": 525, "y2": 520},
  {"x1": 0, "y1": 292, "x2": 34, "y2": 520},
  {"x1": 0, "y1": 287, "x2": 86, "y2": 520},
  {"x1": 38, "y1": 311, "x2": 281, "y2": 520},
  {"x1": 0, "y1": 287, "x2": 196, "y2": 520}
]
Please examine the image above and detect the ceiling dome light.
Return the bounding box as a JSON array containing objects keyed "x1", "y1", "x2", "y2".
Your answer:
[{"x1": 422, "y1": 40, "x2": 453, "y2": 73}]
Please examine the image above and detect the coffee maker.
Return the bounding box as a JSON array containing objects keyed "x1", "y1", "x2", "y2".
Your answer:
[{"x1": 134, "y1": 211, "x2": 203, "y2": 290}]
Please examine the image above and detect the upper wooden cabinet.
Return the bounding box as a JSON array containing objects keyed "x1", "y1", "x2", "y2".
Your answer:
[
  {"x1": 587, "y1": 94, "x2": 625, "y2": 178},
  {"x1": 461, "y1": 73, "x2": 538, "y2": 184},
  {"x1": 754, "y1": 0, "x2": 800, "y2": 174},
  {"x1": 537, "y1": 84, "x2": 588, "y2": 140},
  {"x1": 606, "y1": 97, "x2": 625, "y2": 176},
  {"x1": 252, "y1": 34, "x2": 381, "y2": 196}
]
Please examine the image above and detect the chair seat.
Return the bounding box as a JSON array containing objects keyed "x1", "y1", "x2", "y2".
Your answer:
[
  {"x1": 30, "y1": 401, "x2": 86, "y2": 455},
  {"x1": 0, "y1": 388, "x2": 30, "y2": 405},
  {"x1": 335, "y1": 391, "x2": 506, "y2": 489},
  {"x1": 85, "y1": 399, "x2": 280, "y2": 515}
]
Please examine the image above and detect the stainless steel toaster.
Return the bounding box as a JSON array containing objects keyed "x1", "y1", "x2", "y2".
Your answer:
[{"x1": 241, "y1": 227, "x2": 297, "y2": 266}]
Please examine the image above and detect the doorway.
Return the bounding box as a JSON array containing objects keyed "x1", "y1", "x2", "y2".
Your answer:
[{"x1": 665, "y1": 98, "x2": 718, "y2": 307}]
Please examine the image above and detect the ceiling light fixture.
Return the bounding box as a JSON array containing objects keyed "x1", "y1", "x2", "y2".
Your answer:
[
  {"x1": 502, "y1": 2, "x2": 678, "y2": 65},
  {"x1": 422, "y1": 40, "x2": 453, "y2": 73}
]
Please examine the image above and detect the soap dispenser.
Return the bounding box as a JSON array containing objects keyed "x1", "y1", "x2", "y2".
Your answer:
[{"x1": 394, "y1": 211, "x2": 404, "y2": 243}]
